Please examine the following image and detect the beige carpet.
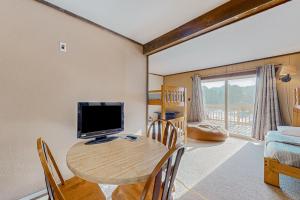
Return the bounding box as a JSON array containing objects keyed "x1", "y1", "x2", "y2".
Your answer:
[{"x1": 174, "y1": 137, "x2": 300, "y2": 200}]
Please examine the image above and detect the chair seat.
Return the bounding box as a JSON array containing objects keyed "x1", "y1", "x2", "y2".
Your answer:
[
  {"x1": 57, "y1": 176, "x2": 105, "y2": 200},
  {"x1": 112, "y1": 182, "x2": 163, "y2": 200}
]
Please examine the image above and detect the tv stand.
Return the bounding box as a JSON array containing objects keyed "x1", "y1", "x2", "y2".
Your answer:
[{"x1": 85, "y1": 135, "x2": 118, "y2": 145}]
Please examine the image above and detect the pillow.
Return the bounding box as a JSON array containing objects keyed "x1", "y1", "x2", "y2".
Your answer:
[{"x1": 280, "y1": 127, "x2": 300, "y2": 137}]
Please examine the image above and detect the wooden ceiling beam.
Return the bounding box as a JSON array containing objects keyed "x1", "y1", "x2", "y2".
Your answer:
[{"x1": 143, "y1": 0, "x2": 290, "y2": 55}]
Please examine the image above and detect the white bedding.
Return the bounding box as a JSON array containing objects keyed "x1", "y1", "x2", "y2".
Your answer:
[{"x1": 264, "y1": 131, "x2": 300, "y2": 168}]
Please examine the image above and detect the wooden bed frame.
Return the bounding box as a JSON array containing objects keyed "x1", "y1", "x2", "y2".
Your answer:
[
  {"x1": 264, "y1": 88, "x2": 300, "y2": 187},
  {"x1": 148, "y1": 85, "x2": 187, "y2": 143}
]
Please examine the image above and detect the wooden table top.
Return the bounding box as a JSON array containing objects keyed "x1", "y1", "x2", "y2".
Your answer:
[{"x1": 66, "y1": 136, "x2": 168, "y2": 185}]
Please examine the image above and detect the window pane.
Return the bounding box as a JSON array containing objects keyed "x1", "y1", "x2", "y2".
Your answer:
[
  {"x1": 227, "y1": 77, "x2": 256, "y2": 136},
  {"x1": 202, "y1": 81, "x2": 225, "y2": 129}
]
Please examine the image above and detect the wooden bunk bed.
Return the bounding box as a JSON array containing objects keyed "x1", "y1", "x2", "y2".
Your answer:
[
  {"x1": 148, "y1": 85, "x2": 187, "y2": 143},
  {"x1": 264, "y1": 88, "x2": 300, "y2": 187}
]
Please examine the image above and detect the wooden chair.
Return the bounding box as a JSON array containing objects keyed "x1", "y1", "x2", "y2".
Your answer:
[
  {"x1": 37, "y1": 138, "x2": 105, "y2": 200},
  {"x1": 112, "y1": 145, "x2": 185, "y2": 200},
  {"x1": 147, "y1": 119, "x2": 178, "y2": 149}
]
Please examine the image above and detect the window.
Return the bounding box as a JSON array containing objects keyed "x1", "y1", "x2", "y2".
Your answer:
[{"x1": 202, "y1": 75, "x2": 256, "y2": 136}]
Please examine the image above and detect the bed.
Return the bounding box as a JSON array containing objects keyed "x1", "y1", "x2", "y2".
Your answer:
[
  {"x1": 148, "y1": 85, "x2": 187, "y2": 143},
  {"x1": 148, "y1": 85, "x2": 186, "y2": 107},
  {"x1": 265, "y1": 130, "x2": 300, "y2": 167},
  {"x1": 264, "y1": 88, "x2": 300, "y2": 187}
]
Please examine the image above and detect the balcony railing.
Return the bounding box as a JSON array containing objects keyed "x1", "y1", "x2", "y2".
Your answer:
[{"x1": 204, "y1": 104, "x2": 253, "y2": 136}]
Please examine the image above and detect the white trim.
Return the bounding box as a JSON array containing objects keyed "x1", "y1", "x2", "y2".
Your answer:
[{"x1": 18, "y1": 189, "x2": 47, "y2": 200}]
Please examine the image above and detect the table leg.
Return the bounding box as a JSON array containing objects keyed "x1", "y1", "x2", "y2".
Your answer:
[{"x1": 99, "y1": 184, "x2": 118, "y2": 200}]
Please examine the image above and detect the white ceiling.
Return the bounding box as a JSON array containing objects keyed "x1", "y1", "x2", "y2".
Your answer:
[
  {"x1": 44, "y1": 0, "x2": 228, "y2": 44},
  {"x1": 149, "y1": 1, "x2": 300, "y2": 75}
]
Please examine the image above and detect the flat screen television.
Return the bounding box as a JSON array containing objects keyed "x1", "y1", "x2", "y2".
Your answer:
[{"x1": 77, "y1": 102, "x2": 124, "y2": 144}]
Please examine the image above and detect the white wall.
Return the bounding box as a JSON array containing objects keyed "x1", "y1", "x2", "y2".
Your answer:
[{"x1": 0, "y1": 1, "x2": 146, "y2": 199}]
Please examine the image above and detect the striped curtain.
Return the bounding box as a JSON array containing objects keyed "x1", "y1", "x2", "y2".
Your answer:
[
  {"x1": 188, "y1": 75, "x2": 205, "y2": 122},
  {"x1": 252, "y1": 64, "x2": 282, "y2": 140}
]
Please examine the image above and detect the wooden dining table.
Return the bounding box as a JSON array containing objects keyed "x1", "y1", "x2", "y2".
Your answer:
[{"x1": 66, "y1": 135, "x2": 168, "y2": 199}]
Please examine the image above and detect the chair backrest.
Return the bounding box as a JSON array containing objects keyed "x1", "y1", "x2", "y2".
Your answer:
[
  {"x1": 141, "y1": 145, "x2": 185, "y2": 200},
  {"x1": 37, "y1": 138, "x2": 66, "y2": 200},
  {"x1": 169, "y1": 117, "x2": 186, "y2": 143},
  {"x1": 147, "y1": 119, "x2": 178, "y2": 149}
]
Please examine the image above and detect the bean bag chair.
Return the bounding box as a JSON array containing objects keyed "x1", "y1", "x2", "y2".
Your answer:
[{"x1": 187, "y1": 122, "x2": 228, "y2": 142}]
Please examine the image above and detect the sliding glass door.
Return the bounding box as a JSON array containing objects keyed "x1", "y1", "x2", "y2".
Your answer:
[
  {"x1": 202, "y1": 75, "x2": 256, "y2": 137},
  {"x1": 202, "y1": 80, "x2": 226, "y2": 129},
  {"x1": 227, "y1": 77, "x2": 256, "y2": 136}
]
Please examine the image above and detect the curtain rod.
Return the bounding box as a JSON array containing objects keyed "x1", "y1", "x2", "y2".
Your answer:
[{"x1": 190, "y1": 64, "x2": 282, "y2": 79}]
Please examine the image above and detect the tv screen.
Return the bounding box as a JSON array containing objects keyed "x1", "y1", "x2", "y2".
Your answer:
[{"x1": 77, "y1": 102, "x2": 124, "y2": 139}]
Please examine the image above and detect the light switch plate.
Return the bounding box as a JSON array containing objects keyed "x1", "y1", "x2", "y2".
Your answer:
[{"x1": 59, "y1": 42, "x2": 67, "y2": 52}]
